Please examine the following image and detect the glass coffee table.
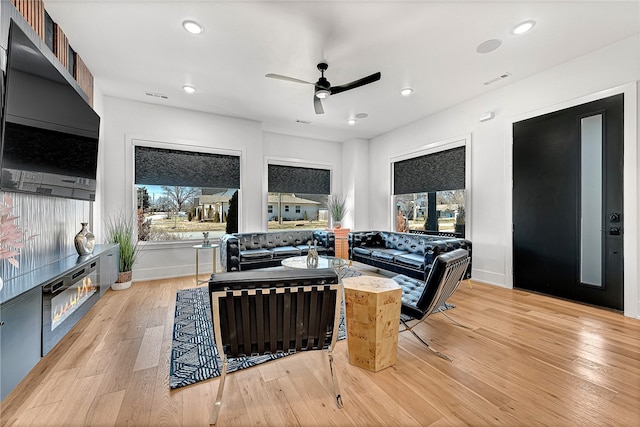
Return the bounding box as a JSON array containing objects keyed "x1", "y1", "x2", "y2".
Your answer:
[{"x1": 281, "y1": 255, "x2": 347, "y2": 271}]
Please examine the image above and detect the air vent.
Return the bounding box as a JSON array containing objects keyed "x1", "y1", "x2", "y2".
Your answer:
[
  {"x1": 296, "y1": 120, "x2": 311, "y2": 124},
  {"x1": 483, "y1": 72, "x2": 511, "y2": 86},
  {"x1": 145, "y1": 92, "x2": 168, "y2": 99}
]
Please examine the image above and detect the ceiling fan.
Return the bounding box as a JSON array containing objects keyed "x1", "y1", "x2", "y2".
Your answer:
[{"x1": 266, "y1": 62, "x2": 381, "y2": 114}]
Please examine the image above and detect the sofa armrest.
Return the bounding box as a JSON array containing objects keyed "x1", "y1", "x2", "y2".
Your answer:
[
  {"x1": 313, "y1": 230, "x2": 336, "y2": 256},
  {"x1": 220, "y1": 234, "x2": 240, "y2": 272}
]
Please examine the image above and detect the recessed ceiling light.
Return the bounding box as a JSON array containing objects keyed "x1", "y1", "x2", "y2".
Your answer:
[
  {"x1": 400, "y1": 88, "x2": 414, "y2": 96},
  {"x1": 355, "y1": 113, "x2": 368, "y2": 119},
  {"x1": 347, "y1": 118, "x2": 356, "y2": 125},
  {"x1": 476, "y1": 39, "x2": 502, "y2": 54},
  {"x1": 511, "y1": 20, "x2": 536, "y2": 35},
  {"x1": 182, "y1": 85, "x2": 196, "y2": 94},
  {"x1": 183, "y1": 20, "x2": 204, "y2": 34}
]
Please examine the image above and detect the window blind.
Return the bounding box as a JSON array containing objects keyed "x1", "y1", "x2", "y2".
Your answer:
[
  {"x1": 393, "y1": 146, "x2": 465, "y2": 195},
  {"x1": 135, "y1": 146, "x2": 240, "y2": 188},
  {"x1": 267, "y1": 164, "x2": 330, "y2": 194}
]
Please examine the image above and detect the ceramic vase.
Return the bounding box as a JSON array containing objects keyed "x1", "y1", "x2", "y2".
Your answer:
[
  {"x1": 306, "y1": 240, "x2": 319, "y2": 268},
  {"x1": 74, "y1": 222, "x2": 95, "y2": 256}
]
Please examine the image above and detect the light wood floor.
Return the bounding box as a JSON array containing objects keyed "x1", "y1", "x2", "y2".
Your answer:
[{"x1": 1, "y1": 264, "x2": 640, "y2": 426}]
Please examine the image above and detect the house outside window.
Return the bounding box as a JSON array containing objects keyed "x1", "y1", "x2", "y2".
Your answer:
[
  {"x1": 134, "y1": 145, "x2": 240, "y2": 241},
  {"x1": 395, "y1": 191, "x2": 466, "y2": 235},
  {"x1": 267, "y1": 164, "x2": 331, "y2": 230},
  {"x1": 393, "y1": 145, "x2": 466, "y2": 236}
]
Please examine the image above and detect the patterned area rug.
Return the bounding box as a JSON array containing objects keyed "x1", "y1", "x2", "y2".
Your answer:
[{"x1": 169, "y1": 268, "x2": 360, "y2": 389}]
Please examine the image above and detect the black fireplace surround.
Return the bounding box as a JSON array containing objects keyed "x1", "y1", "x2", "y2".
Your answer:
[{"x1": 42, "y1": 258, "x2": 100, "y2": 355}]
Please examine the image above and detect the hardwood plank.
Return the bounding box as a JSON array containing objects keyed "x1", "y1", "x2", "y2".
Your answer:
[
  {"x1": 2, "y1": 275, "x2": 639, "y2": 426},
  {"x1": 133, "y1": 325, "x2": 164, "y2": 372},
  {"x1": 85, "y1": 390, "x2": 126, "y2": 427}
]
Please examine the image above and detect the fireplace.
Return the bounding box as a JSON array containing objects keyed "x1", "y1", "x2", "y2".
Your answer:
[{"x1": 42, "y1": 258, "x2": 100, "y2": 355}]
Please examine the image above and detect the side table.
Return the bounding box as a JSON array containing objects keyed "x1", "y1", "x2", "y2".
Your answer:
[
  {"x1": 328, "y1": 227, "x2": 350, "y2": 259},
  {"x1": 343, "y1": 276, "x2": 402, "y2": 372},
  {"x1": 193, "y1": 244, "x2": 219, "y2": 286}
]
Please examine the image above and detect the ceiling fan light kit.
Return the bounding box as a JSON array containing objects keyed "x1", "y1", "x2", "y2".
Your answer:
[
  {"x1": 266, "y1": 62, "x2": 381, "y2": 114},
  {"x1": 315, "y1": 89, "x2": 330, "y2": 99}
]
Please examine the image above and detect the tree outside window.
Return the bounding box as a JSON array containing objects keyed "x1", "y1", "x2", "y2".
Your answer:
[
  {"x1": 394, "y1": 189, "x2": 465, "y2": 236},
  {"x1": 134, "y1": 145, "x2": 240, "y2": 241}
]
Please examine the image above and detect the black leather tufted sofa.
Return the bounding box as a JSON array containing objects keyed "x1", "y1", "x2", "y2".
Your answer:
[
  {"x1": 348, "y1": 230, "x2": 471, "y2": 280},
  {"x1": 220, "y1": 230, "x2": 336, "y2": 272}
]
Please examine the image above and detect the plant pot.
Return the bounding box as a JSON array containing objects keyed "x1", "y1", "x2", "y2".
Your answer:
[{"x1": 112, "y1": 271, "x2": 132, "y2": 291}]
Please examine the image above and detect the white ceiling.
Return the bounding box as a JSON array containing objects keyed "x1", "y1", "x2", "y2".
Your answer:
[{"x1": 43, "y1": 1, "x2": 640, "y2": 142}]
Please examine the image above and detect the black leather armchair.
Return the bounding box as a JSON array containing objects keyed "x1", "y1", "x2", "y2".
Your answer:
[
  {"x1": 208, "y1": 268, "x2": 343, "y2": 424},
  {"x1": 393, "y1": 248, "x2": 470, "y2": 361}
]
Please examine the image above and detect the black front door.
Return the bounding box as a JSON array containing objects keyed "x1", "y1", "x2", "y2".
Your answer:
[{"x1": 513, "y1": 94, "x2": 623, "y2": 310}]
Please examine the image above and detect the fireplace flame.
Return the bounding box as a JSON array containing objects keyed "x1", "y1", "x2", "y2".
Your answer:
[{"x1": 52, "y1": 277, "x2": 97, "y2": 325}]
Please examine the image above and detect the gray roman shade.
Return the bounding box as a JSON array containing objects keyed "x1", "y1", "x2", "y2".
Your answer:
[
  {"x1": 135, "y1": 146, "x2": 240, "y2": 188},
  {"x1": 268, "y1": 164, "x2": 331, "y2": 194},
  {"x1": 393, "y1": 147, "x2": 465, "y2": 195}
]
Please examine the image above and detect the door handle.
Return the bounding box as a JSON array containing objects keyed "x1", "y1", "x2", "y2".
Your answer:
[
  {"x1": 609, "y1": 213, "x2": 621, "y2": 223},
  {"x1": 609, "y1": 227, "x2": 621, "y2": 235}
]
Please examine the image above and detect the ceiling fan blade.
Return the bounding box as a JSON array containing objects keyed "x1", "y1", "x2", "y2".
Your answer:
[
  {"x1": 330, "y1": 72, "x2": 381, "y2": 95},
  {"x1": 314, "y1": 95, "x2": 324, "y2": 114},
  {"x1": 265, "y1": 73, "x2": 314, "y2": 85}
]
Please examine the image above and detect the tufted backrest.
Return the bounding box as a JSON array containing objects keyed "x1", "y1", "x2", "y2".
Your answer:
[
  {"x1": 399, "y1": 249, "x2": 469, "y2": 319},
  {"x1": 234, "y1": 230, "x2": 333, "y2": 251}
]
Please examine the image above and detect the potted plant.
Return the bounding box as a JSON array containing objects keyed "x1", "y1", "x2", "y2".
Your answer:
[
  {"x1": 327, "y1": 195, "x2": 347, "y2": 228},
  {"x1": 104, "y1": 211, "x2": 141, "y2": 291}
]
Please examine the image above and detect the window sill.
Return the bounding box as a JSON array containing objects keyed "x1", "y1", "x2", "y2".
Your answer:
[{"x1": 138, "y1": 238, "x2": 220, "y2": 251}]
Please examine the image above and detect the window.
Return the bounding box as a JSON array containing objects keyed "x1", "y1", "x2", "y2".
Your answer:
[
  {"x1": 267, "y1": 164, "x2": 331, "y2": 230},
  {"x1": 395, "y1": 191, "x2": 466, "y2": 234},
  {"x1": 134, "y1": 145, "x2": 240, "y2": 241},
  {"x1": 393, "y1": 146, "x2": 466, "y2": 236}
]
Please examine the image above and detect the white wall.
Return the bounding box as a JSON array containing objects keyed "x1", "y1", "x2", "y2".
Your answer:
[
  {"x1": 100, "y1": 96, "x2": 263, "y2": 280},
  {"x1": 98, "y1": 35, "x2": 640, "y2": 318},
  {"x1": 367, "y1": 35, "x2": 640, "y2": 318},
  {"x1": 342, "y1": 138, "x2": 369, "y2": 230},
  {"x1": 262, "y1": 131, "x2": 343, "y2": 227},
  {"x1": 100, "y1": 100, "x2": 344, "y2": 281}
]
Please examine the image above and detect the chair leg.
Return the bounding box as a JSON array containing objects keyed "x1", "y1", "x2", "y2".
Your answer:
[
  {"x1": 400, "y1": 319, "x2": 453, "y2": 362},
  {"x1": 327, "y1": 348, "x2": 343, "y2": 408},
  {"x1": 211, "y1": 356, "x2": 229, "y2": 426}
]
